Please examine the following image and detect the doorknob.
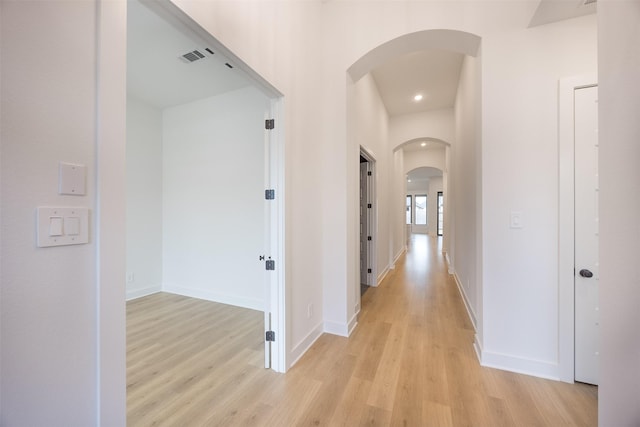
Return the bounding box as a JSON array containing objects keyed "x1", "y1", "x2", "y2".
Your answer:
[{"x1": 579, "y1": 269, "x2": 593, "y2": 278}]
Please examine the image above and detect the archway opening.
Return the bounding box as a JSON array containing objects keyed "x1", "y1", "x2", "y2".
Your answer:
[{"x1": 347, "y1": 29, "x2": 483, "y2": 353}]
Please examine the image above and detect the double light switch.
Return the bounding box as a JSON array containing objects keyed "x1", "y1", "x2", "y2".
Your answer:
[{"x1": 37, "y1": 207, "x2": 89, "y2": 247}]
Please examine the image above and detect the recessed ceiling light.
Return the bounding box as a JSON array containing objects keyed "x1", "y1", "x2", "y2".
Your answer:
[
  {"x1": 407, "y1": 179, "x2": 412, "y2": 182},
  {"x1": 414, "y1": 94, "x2": 423, "y2": 101},
  {"x1": 420, "y1": 142, "x2": 427, "y2": 147}
]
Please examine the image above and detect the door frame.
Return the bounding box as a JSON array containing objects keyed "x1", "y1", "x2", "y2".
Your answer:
[
  {"x1": 139, "y1": 0, "x2": 287, "y2": 373},
  {"x1": 558, "y1": 74, "x2": 597, "y2": 383},
  {"x1": 359, "y1": 147, "x2": 377, "y2": 287}
]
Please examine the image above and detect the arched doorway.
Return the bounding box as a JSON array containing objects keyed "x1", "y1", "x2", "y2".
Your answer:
[{"x1": 347, "y1": 29, "x2": 483, "y2": 349}]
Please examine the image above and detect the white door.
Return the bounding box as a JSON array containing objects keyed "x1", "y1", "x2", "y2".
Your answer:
[{"x1": 574, "y1": 85, "x2": 599, "y2": 385}]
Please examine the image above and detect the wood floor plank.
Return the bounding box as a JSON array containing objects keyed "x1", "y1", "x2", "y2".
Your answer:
[{"x1": 127, "y1": 235, "x2": 597, "y2": 426}]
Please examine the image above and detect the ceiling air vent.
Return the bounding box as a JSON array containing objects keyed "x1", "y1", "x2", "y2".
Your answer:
[{"x1": 179, "y1": 50, "x2": 206, "y2": 64}]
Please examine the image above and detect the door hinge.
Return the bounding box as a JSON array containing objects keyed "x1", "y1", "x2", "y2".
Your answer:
[
  {"x1": 367, "y1": 236, "x2": 372, "y2": 241},
  {"x1": 266, "y1": 330, "x2": 275, "y2": 342},
  {"x1": 367, "y1": 268, "x2": 372, "y2": 274},
  {"x1": 266, "y1": 259, "x2": 275, "y2": 271},
  {"x1": 367, "y1": 171, "x2": 372, "y2": 176},
  {"x1": 265, "y1": 119, "x2": 275, "y2": 130},
  {"x1": 367, "y1": 203, "x2": 372, "y2": 208},
  {"x1": 265, "y1": 189, "x2": 275, "y2": 200}
]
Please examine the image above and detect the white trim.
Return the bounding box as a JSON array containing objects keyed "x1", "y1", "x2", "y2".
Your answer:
[
  {"x1": 96, "y1": 0, "x2": 127, "y2": 424},
  {"x1": 126, "y1": 285, "x2": 161, "y2": 301},
  {"x1": 137, "y1": 0, "x2": 287, "y2": 374},
  {"x1": 163, "y1": 284, "x2": 264, "y2": 312},
  {"x1": 376, "y1": 266, "x2": 390, "y2": 286},
  {"x1": 323, "y1": 320, "x2": 351, "y2": 337},
  {"x1": 269, "y1": 96, "x2": 287, "y2": 373},
  {"x1": 479, "y1": 350, "x2": 559, "y2": 381},
  {"x1": 347, "y1": 312, "x2": 359, "y2": 336},
  {"x1": 360, "y1": 146, "x2": 378, "y2": 288},
  {"x1": 289, "y1": 322, "x2": 324, "y2": 368},
  {"x1": 444, "y1": 251, "x2": 454, "y2": 275},
  {"x1": 376, "y1": 247, "x2": 406, "y2": 286},
  {"x1": 452, "y1": 272, "x2": 477, "y2": 330},
  {"x1": 558, "y1": 74, "x2": 597, "y2": 383},
  {"x1": 393, "y1": 246, "x2": 405, "y2": 265}
]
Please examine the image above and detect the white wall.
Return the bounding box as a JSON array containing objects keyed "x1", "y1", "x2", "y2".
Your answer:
[
  {"x1": 389, "y1": 108, "x2": 454, "y2": 149},
  {"x1": 162, "y1": 87, "x2": 269, "y2": 310},
  {"x1": 126, "y1": 96, "x2": 163, "y2": 300},
  {"x1": 480, "y1": 15, "x2": 597, "y2": 377},
  {"x1": 452, "y1": 53, "x2": 482, "y2": 333},
  {"x1": 351, "y1": 74, "x2": 392, "y2": 290},
  {"x1": 1, "y1": 2, "x2": 101, "y2": 425},
  {"x1": 404, "y1": 148, "x2": 446, "y2": 173},
  {"x1": 1, "y1": 0, "x2": 612, "y2": 422},
  {"x1": 598, "y1": 1, "x2": 640, "y2": 424}
]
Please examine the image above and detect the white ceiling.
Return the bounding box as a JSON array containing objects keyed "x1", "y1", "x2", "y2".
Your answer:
[
  {"x1": 529, "y1": 0, "x2": 596, "y2": 28},
  {"x1": 127, "y1": 0, "x2": 252, "y2": 109},
  {"x1": 128, "y1": 0, "x2": 596, "y2": 114},
  {"x1": 370, "y1": 49, "x2": 464, "y2": 117},
  {"x1": 407, "y1": 167, "x2": 442, "y2": 191},
  {"x1": 402, "y1": 139, "x2": 447, "y2": 152},
  {"x1": 368, "y1": 1, "x2": 596, "y2": 119}
]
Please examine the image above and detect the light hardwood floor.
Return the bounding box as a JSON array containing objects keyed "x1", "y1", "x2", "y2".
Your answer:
[{"x1": 127, "y1": 234, "x2": 597, "y2": 426}]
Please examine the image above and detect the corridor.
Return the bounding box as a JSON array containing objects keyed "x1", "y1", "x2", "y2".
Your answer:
[
  {"x1": 288, "y1": 233, "x2": 597, "y2": 425},
  {"x1": 127, "y1": 234, "x2": 597, "y2": 426}
]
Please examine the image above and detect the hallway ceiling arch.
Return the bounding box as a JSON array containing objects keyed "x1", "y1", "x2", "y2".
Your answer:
[
  {"x1": 407, "y1": 167, "x2": 443, "y2": 188},
  {"x1": 401, "y1": 138, "x2": 449, "y2": 153},
  {"x1": 371, "y1": 49, "x2": 464, "y2": 117}
]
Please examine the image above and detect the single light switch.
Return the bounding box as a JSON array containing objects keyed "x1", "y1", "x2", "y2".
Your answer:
[
  {"x1": 510, "y1": 211, "x2": 524, "y2": 229},
  {"x1": 49, "y1": 217, "x2": 63, "y2": 236},
  {"x1": 59, "y1": 162, "x2": 86, "y2": 196},
  {"x1": 65, "y1": 217, "x2": 80, "y2": 235}
]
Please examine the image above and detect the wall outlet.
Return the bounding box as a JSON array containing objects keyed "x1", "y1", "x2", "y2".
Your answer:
[
  {"x1": 307, "y1": 303, "x2": 313, "y2": 319},
  {"x1": 126, "y1": 272, "x2": 135, "y2": 283}
]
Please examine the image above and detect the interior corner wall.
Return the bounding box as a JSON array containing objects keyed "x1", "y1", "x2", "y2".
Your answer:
[
  {"x1": 391, "y1": 149, "x2": 406, "y2": 259},
  {"x1": 1, "y1": 1, "x2": 99, "y2": 425},
  {"x1": 598, "y1": 1, "x2": 640, "y2": 425},
  {"x1": 480, "y1": 14, "x2": 597, "y2": 378},
  {"x1": 162, "y1": 87, "x2": 269, "y2": 311},
  {"x1": 452, "y1": 54, "x2": 480, "y2": 332},
  {"x1": 126, "y1": 96, "x2": 163, "y2": 300}
]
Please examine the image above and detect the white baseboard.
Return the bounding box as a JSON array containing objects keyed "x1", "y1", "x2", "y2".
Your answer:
[
  {"x1": 478, "y1": 348, "x2": 559, "y2": 381},
  {"x1": 444, "y1": 252, "x2": 454, "y2": 275},
  {"x1": 393, "y1": 247, "x2": 405, "y2": 265},
  {"x1": 289, "y1": 321, "x2": 324, "y2": 369},
  {"x1": 126, "y1": 284, "x2": 162, "y2": 301},
  {"x1": 163, "y1": 284, "x2": 264, "y2": 311},
  {"x1": 452, "y1": 272, "x2": 477, "y2": 330},
  {"x1": 347, "y1": 312, "x2": 358, "y2": 336},
  {"x1": 377, "y1": 267, "x2": 389, "y2": 286},
  {"x1": 376, "y1": 247, "x2": 406, "y2": 286},
  {"x1": 323, "y1": 319, "x2": 350, "y2": 337}
]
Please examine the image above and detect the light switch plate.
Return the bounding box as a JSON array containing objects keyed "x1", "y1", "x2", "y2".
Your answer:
[
  {"x1": 510, "y1": 211, "x2": 524, "y2": 229},
  {"x1": 59, "y1": 162, "x2": 86, "y2": 196},
  {"x1": 37, "y1": 207, "x2": 89, "y2": 247}
]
